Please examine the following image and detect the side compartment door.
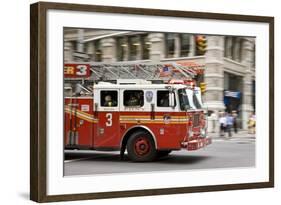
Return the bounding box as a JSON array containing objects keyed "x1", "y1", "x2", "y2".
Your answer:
[
  {"x1": 93, "y1": 89, "x2": 120, "y2": 148},
  {"x1": 64, "y1": 97, "x2": 93, "y2": 148}
]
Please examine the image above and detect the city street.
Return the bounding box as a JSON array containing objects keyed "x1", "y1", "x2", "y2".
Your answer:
[{"x1": 64, "y1": 132, "x2": 255, "y2": 176}]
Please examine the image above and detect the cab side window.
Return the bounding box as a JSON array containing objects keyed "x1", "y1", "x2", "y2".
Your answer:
[
  {"x1": 124, "y1": 90, "x2": 144, "y2": 107},
  {"x1": 157, "y1": 91, "x2": 169, "y2": 107},
  {"x1": 157, "y1": 90, "x2": 176, "y2": 107},
  {"x1": 100, "y1": 90, "x2": 118, "y2": 107}
]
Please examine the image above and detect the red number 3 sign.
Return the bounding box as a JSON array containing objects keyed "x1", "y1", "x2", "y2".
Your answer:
[{"x1": 64, "y1": 64, "x2": 90, "y2": 78}]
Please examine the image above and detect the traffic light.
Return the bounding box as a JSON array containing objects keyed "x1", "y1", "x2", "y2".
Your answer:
[
  {"x1": 196, "y1": 35, "x2": 207, "y2": 55},
  {"x1": 200, "y1": 82, "x2": 207, "y2": 94}
]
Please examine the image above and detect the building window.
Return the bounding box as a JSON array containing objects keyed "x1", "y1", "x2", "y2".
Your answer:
[
  {"x1": 141, "y1": 35, "x2": 150, "y2": 60},
  {"x1": 230, "y1": 37, "x2": 235, "y2": 60},
  {"x1": 224, "y1": 37, "x2": 230, "y2": 58},
  {"x1": 180, "y1": 34, "x2": 190, "y2": 57},
  {"x1": 252, "y1": 44, "x2": 256, "y2": 68},
  {"x1": 74, "y1": 42, "x2": 80, "y2": 53},
  {"x1": 123, "y1": 90, "x2": 144, "y2": 107},
  {"x1": 100, "y1": 90, "x2": 118, "y2": 107},
  {"x1": 94, "y1": 40, "x2": 102, "y2": 62},
  {"x1": 128, "y1": 36, "x2": 139, "y2": 61},
  {"x1": 116, "y1": 37, "x2": 127, "y2": 61},
  {"x1": 231, "y1": 37, "x2": 242, "y2": 61},
  {"x1": 165, "y1": 33, "x2": 175, "y2": 58},
  {"x1": 225, "y1": 36, "x2": 243, "y2": 61},
  {"x1": 239, "y1": 38, "x2": 244, "y2": 62},
  {"x1": 117, "y1": 34, "x2": 150, "y2": 61}
]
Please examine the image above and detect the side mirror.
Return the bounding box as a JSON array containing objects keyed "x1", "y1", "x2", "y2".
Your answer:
[
  {"x1": 169, "y1": 92, "x2": 175, "y2": 108},
  {"x1": 184, "y1": 104, "x2": 190, "y2": 111}
]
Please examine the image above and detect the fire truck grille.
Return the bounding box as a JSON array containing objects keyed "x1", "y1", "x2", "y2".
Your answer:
[{"x1": 193, "y1": 114, "x2": 200, "y2": 127}]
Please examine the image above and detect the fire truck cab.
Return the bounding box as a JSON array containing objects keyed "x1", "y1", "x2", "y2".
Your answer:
[{"x1": 64, "y1": 80, "x2": 211, "y2": 162}]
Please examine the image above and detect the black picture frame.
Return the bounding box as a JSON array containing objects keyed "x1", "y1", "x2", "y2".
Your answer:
[{"x1": 30, "y1": 1, "x2": 274, "y2": 202}]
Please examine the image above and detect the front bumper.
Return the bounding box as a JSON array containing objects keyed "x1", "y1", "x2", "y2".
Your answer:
[{"x1": 181, "y1": 137, "x2": 212, "y2": 151}]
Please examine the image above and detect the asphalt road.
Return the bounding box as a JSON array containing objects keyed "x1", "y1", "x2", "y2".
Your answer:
[{"x1": 64, "y1": 133, "x2": 255, "y2": 176}]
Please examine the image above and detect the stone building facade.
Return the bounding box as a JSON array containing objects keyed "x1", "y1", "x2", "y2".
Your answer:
[{"x1": 64, "y1": 29, "x2": 256, "y2": 130}]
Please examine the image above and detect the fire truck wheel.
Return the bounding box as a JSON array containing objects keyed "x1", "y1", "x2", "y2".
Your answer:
[
  {"x1": 127, "y1": 131, "x2": 156, "y2": 162},
  {"x1": 157, "y1": 150, "x2": 172, "y2": 158}
]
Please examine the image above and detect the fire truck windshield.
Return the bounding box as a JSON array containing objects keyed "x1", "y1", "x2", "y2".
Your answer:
[
  {"x1": 178, "y1": 89, "x2": 191, "y2": 111},
  {"x1": 193, "y1": 88, "x2": 204, "y2": 109},
  {"x1": 192, "y1": 93, "x2": 202, "y2": 109},
  {"x1": 178, "y1": 88, "x2": 203, "y2": 110}
]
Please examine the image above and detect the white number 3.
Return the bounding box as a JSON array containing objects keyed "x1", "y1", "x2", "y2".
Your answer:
[
  {"x1": 106, "y1": 113, "x2": 112, "y2": 127},
  {"x1": 76, "y1": 65, "x2": 87, "y2": 76}
]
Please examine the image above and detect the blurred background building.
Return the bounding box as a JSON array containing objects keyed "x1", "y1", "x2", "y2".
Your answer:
[{"x1": 64, "y1": 28, "x2": 256, "y2": 130}]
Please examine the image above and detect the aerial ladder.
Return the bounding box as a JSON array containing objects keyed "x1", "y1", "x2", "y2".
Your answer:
[
  {"x1": 64, "y1": 61, "x2": 205, "y2": 95},
  {"x1": 87, "y1": 62, "x2": 204, "y2": 81}
]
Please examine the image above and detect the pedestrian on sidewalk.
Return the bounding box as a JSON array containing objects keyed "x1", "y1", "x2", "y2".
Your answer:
[
  {"x1": 232, "y1": 110, "x2": 238, "y2": 134},
  {"x1": 210, "y1": 111, "x2": 217, "y2": 133},
  {"x1": 219, "y1": 111, "x2": 226, "y2": 137},
  {"x1": 248, "y1": 113, "x2": 256, "y2": 134},
  {"x1": 226, "y1": 113, "x2": 234, "y2": 137}
]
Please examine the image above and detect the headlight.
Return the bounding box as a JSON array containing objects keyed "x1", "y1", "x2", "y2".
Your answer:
[
  {"x1": 188, "y1": 128, "x2": 193, "y2": 138},
  {"x1": 201, "y1": 128, "x2": 206, "y2": 137}
]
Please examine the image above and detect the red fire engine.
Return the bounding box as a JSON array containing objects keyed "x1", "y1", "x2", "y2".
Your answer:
[{"x1": 64, "y1": 63, "x2": 211, "y2": 161}]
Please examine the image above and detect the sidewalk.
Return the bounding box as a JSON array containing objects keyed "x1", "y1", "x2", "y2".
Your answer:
[{"x1": 208, "y1": 130, "x2": 256, "y2": 139}]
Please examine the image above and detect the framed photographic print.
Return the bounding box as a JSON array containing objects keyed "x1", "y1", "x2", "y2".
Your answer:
[{"x1": 30, "y1": 1, "x2": 274, "y2": 202}]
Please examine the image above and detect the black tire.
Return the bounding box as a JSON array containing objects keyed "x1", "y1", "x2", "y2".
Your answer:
[
  {"x1": 157, "y1": 150, "x2": 172, "y2": 158},
  {"x1": 126, "y1": 131, "x2": 156, "y2": 162}
]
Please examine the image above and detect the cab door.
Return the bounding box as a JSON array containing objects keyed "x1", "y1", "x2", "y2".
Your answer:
[
  {"x1": 93, "y1": 89, "x2": 120, "y2": 148},
  {"x1": 155, "y1": 90, "x2": 181, "y2": 148}
]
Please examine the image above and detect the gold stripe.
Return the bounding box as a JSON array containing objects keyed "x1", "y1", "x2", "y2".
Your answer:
[
  {"x1": 65, "y1": 109, "x2": 94, "y2": 120},
  {"x1": 65, "y1": 110, "x2": 97, "y2": 123},
  {"x1": 120, "y1": 115, "x2": 187, "y2": 119},
  {"x1": 120, "y1": 118, "x2": 188, "y2": 121},
  {"x1": 64, "y1": 107, "x2": 189, "y2": 120},
  {"x1": 65, "y1": 106, "x2": 93, "y2": 118},
  {"x1": 120, "y1": 120, "x2": 188, "y2": 124},
  {"x1": 64, "y1": 107, "x2": 189, "y2": 124}
]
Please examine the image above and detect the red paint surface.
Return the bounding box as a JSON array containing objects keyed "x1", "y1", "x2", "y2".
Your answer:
[{"x1": 64, "y1": 98, "x2": 207, "y2": 150}]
